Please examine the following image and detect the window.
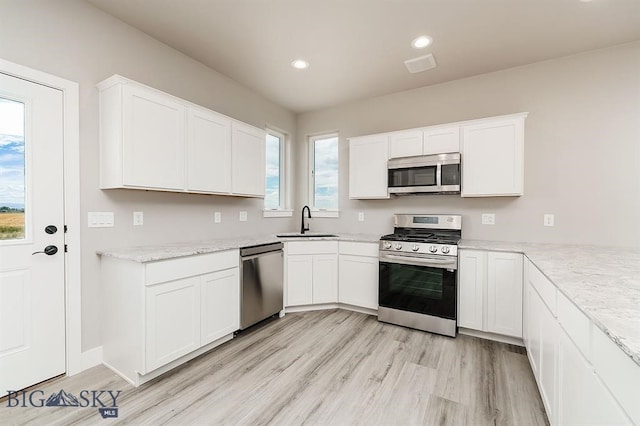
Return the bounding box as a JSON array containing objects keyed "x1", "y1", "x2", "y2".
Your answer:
[
  {"x1": 309, "y1": 133, "x2": 339, "y2": 214},
  {"x1": 264, "y1": 129, "x2": 288, "y2": 214},
  {"x1": 0, "y1": 97, "x2": 26, "y2": 240}
]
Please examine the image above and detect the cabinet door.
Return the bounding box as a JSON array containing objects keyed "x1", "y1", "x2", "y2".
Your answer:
[
  {"x1": 144, "y1": 277, "x2": 200, "y2": 373},
  {"x1": 122, "y1": 84, "x2": 185, "y2": 190},
  {"x1": 486, "y1": 252, "x2": 523, "y2": 337},
  {"x1": 200, "y1": 268, "x2": 239, "y2": 346},
  {"x1": 231, "y1": 122, "x2": 265, "y2": 196},
  {"x1": 338, "y1": 255, "x2": 378, "y2": 309},
  {"x1": 286, "y1": 255, "x2": 313, "y2": 306},
  {"x1": 349, "y1": 135, "x2": 390, "y2": 199},
  {"x1": 186, "y1": 106, "x2": 231, "y2": 193},
  {"x1": 525, "y1": 280, "x2": 542, "y2": 379},
  {"x1": 461, "y1": 115, "x2": 525, "y2": 197},
  {"x1": 423, "y1": 126, "x2": 460, "y2": 155},
  {"x1": 313, "y1": 254, "x2": 338, "y2": 304},
  {"x1": 558, "y1": 330, "x2": 632, "y2": 426},
  {"x1": 389, "y1": 130, "x2": 423, "y2": 159},
  {"x1": 457, "y1": 250, "x2": 486, "y2": 330},
  {"x1": 539, "y1": 292, "x2": 559, "y2": 424}
]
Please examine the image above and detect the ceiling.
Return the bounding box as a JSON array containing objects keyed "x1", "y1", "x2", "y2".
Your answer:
[{"x1": 86, "y1": 0, "x2": 640, "y2": 113}]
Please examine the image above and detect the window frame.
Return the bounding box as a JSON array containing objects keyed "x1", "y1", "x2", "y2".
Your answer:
[
  {"x1": 308, "y1": 132, "x2": 340, "y2": 218},
  {"x1": 263, "y1": 128, "x2": 292, "y2": 217}
]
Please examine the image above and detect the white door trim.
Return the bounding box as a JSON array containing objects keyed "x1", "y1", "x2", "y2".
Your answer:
[{"x1": 0, "y1": 58, "x2": 90, "y2": 375}]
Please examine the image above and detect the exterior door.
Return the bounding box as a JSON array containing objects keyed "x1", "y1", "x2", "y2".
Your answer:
[{"x1": 0, "y1": 73, "x2": 65, "y2": 391}]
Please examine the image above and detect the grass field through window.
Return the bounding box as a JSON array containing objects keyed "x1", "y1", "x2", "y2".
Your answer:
[{"x1": 0, "y1": 212, "x2": 25, "y2": 240}]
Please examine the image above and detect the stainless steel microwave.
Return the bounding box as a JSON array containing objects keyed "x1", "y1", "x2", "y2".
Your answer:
[{"x1": 388, "y1": 152, "x2": 461, "y2": 195}]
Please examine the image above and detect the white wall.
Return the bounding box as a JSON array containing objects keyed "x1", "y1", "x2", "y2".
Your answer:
[
  {"x1": 296, "y1": 41, "x2": 640, "y2": 248},
  {"x1": 0, "y1": 0, "x2": 297, "y2": 351}
]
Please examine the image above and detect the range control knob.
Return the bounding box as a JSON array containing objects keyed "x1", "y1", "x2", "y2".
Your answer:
[
  {"x1": 394, "y1": 243, "x2": 403, "y2": 250},
  {"x1": 384, "y1": 242, "x2": 392, "y2": 249},
  {"x1": 429, "y1": 245, "x2": 438, "y2": 253},
  {"x1": 441, "y1": 246, "x2": 451, "y2": 254},
  {"x1": 411, "y1": 244, "x2": 420, "y2": 252}
]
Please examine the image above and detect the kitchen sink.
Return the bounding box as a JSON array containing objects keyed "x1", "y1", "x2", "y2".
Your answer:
[{"x1": 276, "y1": 233, "x2": 339, "y2": 238}]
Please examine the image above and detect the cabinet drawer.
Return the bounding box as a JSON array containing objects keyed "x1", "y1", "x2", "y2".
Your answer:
[
  {"x1": 146, "y1": 250, "x2": 239, "y2": 286},
  {"x1": 339, "y1": 242, "x2": 378, "y2": 257},
  {"x1": 286, "y1": 241, "x2": 338, "y2": 255},
  {"x1": 557, "y1": 291, "x2": 591, "y2": 360},
  {"x1": 527, "y1": 261, "x2": 557, "y2": 316},
  {"x1": 591, "y1": 327, "x2": 640, "y2": 424}
]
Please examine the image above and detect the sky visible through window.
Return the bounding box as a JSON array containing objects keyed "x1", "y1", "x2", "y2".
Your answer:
[
  {"x1": 0, "y1": 98, "x2": 25, "y2": 210},
  {"x1": 265, "y1": 133, "x2": 281, "y2": 209},
  {"x1": 313, "y1": 136, "x2": 338, "y2": 209}
]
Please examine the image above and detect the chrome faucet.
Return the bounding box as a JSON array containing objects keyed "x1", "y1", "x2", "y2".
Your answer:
[{"x1": 301, "y1": 205, "x2": 311, "y2": 234}]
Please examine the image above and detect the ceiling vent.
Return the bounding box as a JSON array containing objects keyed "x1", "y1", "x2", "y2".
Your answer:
[{"x1": 404, "y1": 53, "x2": 437, "y2": 74}]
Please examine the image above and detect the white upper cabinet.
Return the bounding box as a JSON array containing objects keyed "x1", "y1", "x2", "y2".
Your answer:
[
  {"x1": 389, "y1": 127, "x2": 460, "y2": 159},
  {"x1": 423, "y1": 126, "x2": 460, "y2": 155},
  {"x1": 186, "y1": 106, "x2": 232, "y2": 194},
  {"x1": 231, "y1": 121, "x2": 266, "y2": 197},
  {"x1": 389, "y1": 130, "x2": 423, "y2": 158},
  {"x1": 98, "y1": 75, "x2": 266, "y2": 197},
  {"x1": 461, "y1": 113, "x2": 527, "y2": 197},
  {"x1": 100, "y1": 79, "x2": 186, "y2": 190},
  {"x1": 348, "y1": 135, "x2": 390, "y2": 199}
]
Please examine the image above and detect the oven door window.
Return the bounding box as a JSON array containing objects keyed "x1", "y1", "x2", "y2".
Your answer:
[
  {"x1": 388, "y1": 166, "x2": 437, "y2": 188},
  {"x1": 379, "y1": 261, "x2": 456, "y2": 319}
]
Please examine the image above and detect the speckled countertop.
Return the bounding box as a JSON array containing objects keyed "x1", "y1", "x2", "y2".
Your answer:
[
  {"x1": 460, "y1": 239, "x2": 640, "y2": 367},
  {"x1": 96, "y1": 232, "x2": 382, "y2": 263}
]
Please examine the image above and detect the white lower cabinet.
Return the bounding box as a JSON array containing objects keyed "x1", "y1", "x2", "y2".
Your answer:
[
  {"x1": 102, "y1": 250, "x2": 240, "y2": 386},
  {"x1": 200, "y1": 268, "x2": 240, "y2": 345},
  {"x1": 285, "y1": 241, "x2": 338, "y2": 306},
  {"x1": 524, "y1": 259, "x2": 635, "y2": 425},
  {"x1": 145, "y1": 276, "x2": 201, "y2": 373},
  {"x1": 457, "y1": 249, "x2": 523, "y2": 338},
  {"x1": 338, "y1": 242, "x2": 379, "y2": 310}
]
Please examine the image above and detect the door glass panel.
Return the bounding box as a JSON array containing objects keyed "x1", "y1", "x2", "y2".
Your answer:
[
  {"x1": 0, "y1": 98, "x2": 25, "y2": 240},
  {"x1": 411, "y1": 167, "x2": 437, "y2": 186}
]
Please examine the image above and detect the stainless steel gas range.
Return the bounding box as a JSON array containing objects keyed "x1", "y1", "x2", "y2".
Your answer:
[{"x1": 378, "y1": 213, "x2": 461, "y2": 337}]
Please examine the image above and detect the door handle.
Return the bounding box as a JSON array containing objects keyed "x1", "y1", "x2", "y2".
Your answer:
[{"x1": 32, "y1": 245, "x2": 58, "y2": 256}]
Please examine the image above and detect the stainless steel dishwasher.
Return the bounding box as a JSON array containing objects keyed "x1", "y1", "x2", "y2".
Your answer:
[{"x1": 239, "y1": 242, "x2": 284, "y2": 330}]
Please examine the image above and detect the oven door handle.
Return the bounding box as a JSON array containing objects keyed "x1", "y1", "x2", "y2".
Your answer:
[{"x1": 379, "y1": 252, "x2": 457, "y2": 270}]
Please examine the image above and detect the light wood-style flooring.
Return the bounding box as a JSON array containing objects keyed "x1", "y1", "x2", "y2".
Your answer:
[{"x1": 0, "y1": 309, "x2": 548, "y2": 425}]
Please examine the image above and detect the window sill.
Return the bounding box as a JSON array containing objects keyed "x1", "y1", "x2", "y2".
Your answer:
[
  {"x1": 311, "y1": 209, "x2": 340, "y2": 218},
  {"x1": 263, "y1": 209, "x2": 293, "y2": 218}
]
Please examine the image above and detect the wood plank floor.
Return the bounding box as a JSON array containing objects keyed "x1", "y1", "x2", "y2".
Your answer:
[{"x1": 0, "y1": 309, "x2": 548, "y2": 425}]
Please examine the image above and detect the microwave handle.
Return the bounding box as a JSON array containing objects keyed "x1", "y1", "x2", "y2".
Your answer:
[{"x1": 436, "y1": 163, "x2": 442, "y2": 188}]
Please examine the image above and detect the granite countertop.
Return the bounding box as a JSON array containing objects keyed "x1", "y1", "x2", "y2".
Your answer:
[
  {"x1": 460, "y1": 239, "x2": 640, "y2": 367},
  {"x1": 97, "y1": 232, "x2": 382, "y2": 263}
]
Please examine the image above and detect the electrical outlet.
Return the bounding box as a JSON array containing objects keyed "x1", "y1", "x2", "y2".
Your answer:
[
  {"x1": 214, "y1": 212, "x2": 221, "y2": 223},
  {"x1": 239, "y1": 211, "x2": 248, "y2": 222},
  {"x1": 133, "y1": 211, "x2": 144, "y2": 226},
  {"x1": 481, "y1": 213, "x2": 495, "y2": 225},
  {"x1": 358, "y1": 212, "x2": 365, "y2": 222},
  {"x1": 88, "y1": 212, "x2": 114, "y2": 228},
  {"x1": 544, "y1": 214, "x2": 555, "y2": 227}
]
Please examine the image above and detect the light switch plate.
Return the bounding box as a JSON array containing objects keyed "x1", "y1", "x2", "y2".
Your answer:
[
  {"x1": 214, "y1": 212, "x2": 221, "y2": 223},
  {"x1": 358, "y1": 212, "x2": 365, "y2": 222},
  {"x1": 133, "y1": 211, "x2": 144, "y2": 226},
  {"x1": 239, "y1": 211, "x2": 248, "y2": 222},
  {"x1": 481, "y1": 213, "x2": 495, "y2": 225},
  {"x1": 88, "y1": 212, "x2": 114, "y2": 228},
  {"x1": 544, "y1": 214, "x2": 555, "y2": 227}
]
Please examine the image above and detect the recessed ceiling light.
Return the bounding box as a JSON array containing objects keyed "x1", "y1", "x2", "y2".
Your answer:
[
  {"x1": 411, "y1": 36, "x2": 432, "y2": 49},
  {"x1": 291, "y1": 59, "x2": 309, "y2": 70}
]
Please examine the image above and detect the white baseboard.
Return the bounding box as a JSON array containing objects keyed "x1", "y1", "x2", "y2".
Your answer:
[{"x1": 458, "y1": 327, "x2": 525, "y2": 347}]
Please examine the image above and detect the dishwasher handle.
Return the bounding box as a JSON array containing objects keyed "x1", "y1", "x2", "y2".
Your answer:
[{"x1": 240, "y1": 242, "x2": 284, "y2": 258}]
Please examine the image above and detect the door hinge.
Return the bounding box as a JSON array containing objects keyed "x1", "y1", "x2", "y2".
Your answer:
[
  {"x1": 64, "y1": 244, "x2": 68, "y2": 253},
  {"x1": 64, "y1": 225, "x2": 68, "y2": 233}
]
